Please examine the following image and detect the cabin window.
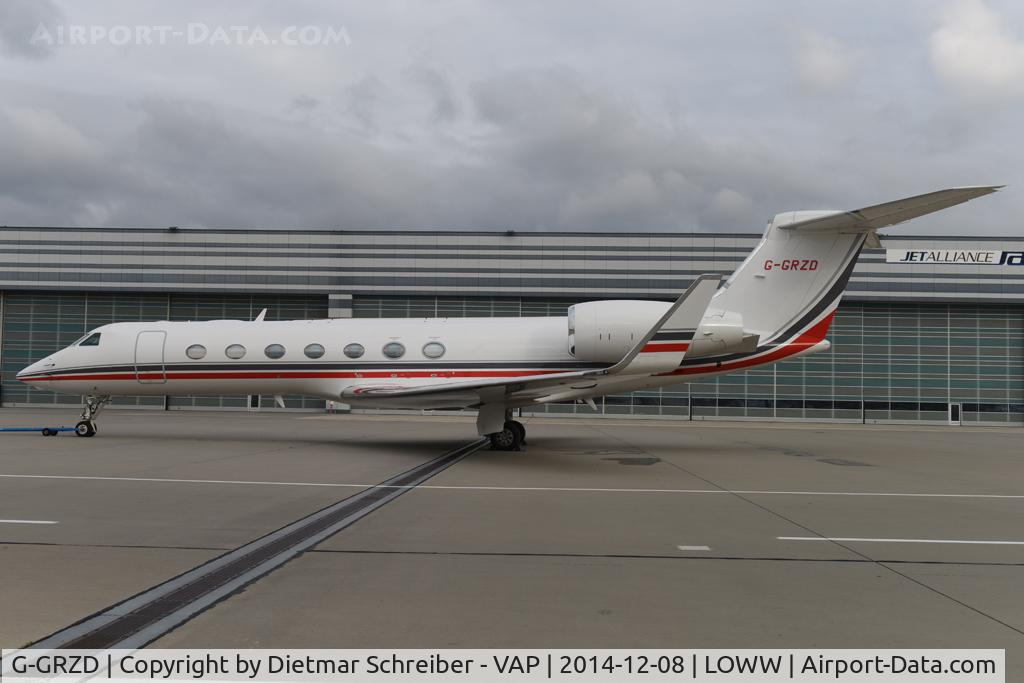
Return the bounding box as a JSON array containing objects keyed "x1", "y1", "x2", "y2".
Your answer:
[
  {"x1": 185, "y1": 344, "x2": 207, "y2": 360},
  {"x1": 225, "y1": 344, "x2": 246, "y2": 359},
  {"x1": 264, "y1": 344, "x2": 286, "y2": 359},
  {"x1": 382, "y1": 341, "x2": 405, "y2": 359},
  {"x1": 79, "y1": 333, "x2": 102, "y2": 347},
  {"x1": 344, "y1": 343, "x2": 364, "y2": 359},
  {"x1": 422, "y1": 341, "x2": 446, "y2": 359},
  {"x1": 304, "y1": 343, "x2": 325, "y2": 359}
]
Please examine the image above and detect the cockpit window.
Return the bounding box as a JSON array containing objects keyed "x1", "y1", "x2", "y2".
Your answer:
[{"x1": 79, "y1": 333, "x2": 102, "y2": 347}]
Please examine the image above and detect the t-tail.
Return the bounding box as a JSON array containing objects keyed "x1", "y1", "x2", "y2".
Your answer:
[{"x1": 692, "y1": 186, "x2": 1002, "y2": 362}]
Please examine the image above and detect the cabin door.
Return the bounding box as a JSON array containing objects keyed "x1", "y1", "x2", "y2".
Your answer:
[{"x1": 135, "y1": 331, "x2": 167, "y2": 384}]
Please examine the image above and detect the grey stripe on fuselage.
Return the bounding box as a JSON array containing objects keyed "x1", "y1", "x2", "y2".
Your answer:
[{"x1": 19, "y1": 359, "x2": 608, "y2": 379}]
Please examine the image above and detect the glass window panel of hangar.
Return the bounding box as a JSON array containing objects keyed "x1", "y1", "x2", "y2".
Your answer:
[{"x1": 3, "y1": 288, "x2": 1022, "y2": 423}]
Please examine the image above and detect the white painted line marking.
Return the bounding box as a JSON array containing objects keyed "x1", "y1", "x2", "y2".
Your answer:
[
  {"x1": 779, "y1": 536, "x2": 1024, "y2": 546},
  {"x1": 0, "y1": 519, "x2": 57, "y2": 525},
  {"x1": 299, "y1": 413, "x2": 1024, "y2": 434},
  {"x1": 677, "y1": 545, "x2": 711, "y2": 551},
  {"x1": 0, "y1": 474, "x2": 1022, "y2": 499}
]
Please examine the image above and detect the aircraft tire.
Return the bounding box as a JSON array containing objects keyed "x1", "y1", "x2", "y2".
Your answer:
[
  {"x1": 506, "y1": 420, "x2": 526, "y2": 445},
  {"x1": 75, "y1": 421, "x2": 96, "y2": 437},
  {"x1": 489, "y1": 426, "x2": 521, "y2": 451}
]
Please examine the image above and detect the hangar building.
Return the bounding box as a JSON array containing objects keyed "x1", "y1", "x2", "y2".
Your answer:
[{"x1": 0, "y1": 226, "x2": 1021, "y2": 425}]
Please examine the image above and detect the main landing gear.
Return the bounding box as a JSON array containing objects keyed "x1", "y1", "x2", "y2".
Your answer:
[
  {"x1": 476, "y1": 405, "x2": 527, "y2": 451},
  {"x1": 489, "y1": 419, "x2": 526, "y2": 451},
  {"x1": 75, "y1": 395, "x2": 110, "y2": 438}
]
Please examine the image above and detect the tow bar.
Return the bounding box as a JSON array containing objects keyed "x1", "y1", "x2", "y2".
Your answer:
[{"x1": 0, "y1": 426, "x2": 75, "y2": 436}]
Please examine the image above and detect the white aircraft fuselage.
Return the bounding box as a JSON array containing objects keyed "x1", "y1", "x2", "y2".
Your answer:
[
  {"x1": 16, "y1": 186, "x2": 1001, "y2": 444},
  {"x1": 18, "y1": 316, "x2": 597, "y2": 402},
  {"x1": 15, "y1": 312, "x2": 825, "y2": 404}
]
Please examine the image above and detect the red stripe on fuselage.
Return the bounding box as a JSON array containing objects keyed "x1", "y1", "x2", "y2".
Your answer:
[
  {"x1": 640, "y1": 342, "x2": 689, "y2": 353},
  {"x1": 19, "y1": 368, "x2": 573, "y2": 382},
  {"x1": 663, "y1": 311, "x2": 835, "y2": 376}
]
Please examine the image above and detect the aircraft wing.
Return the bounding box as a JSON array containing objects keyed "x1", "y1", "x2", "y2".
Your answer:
[
  {"x1": 341, "y1": 274, "x2": 721, "y2": 409},
  {"x1": 778, "y1": 186, "x2": 1002, "y2": 234},
  {"x1": 342, "y1": 369, "x2": 602, "y2": 409}
]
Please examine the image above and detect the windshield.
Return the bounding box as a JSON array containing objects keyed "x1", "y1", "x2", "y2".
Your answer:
[{"x1": 78, "y1": 332, "x2": 102, "y2": 347}]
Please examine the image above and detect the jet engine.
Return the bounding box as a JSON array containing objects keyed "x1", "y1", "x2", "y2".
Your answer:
[{"x1": 568, "y1": 300, "x2": 668, "y2": 362}]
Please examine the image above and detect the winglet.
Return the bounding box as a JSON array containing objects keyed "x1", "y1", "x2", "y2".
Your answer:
[
  {"x1": 597, "y1": 274, "x2": 721, "y2": 376},
  {"x1": 254, "y1": 308, "x2": 268, "y2": 322}
]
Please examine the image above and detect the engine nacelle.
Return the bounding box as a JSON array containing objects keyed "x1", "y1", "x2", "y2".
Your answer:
[
  {"x1": 568, "y1": 300, "x2": 669, "y2": 362},
  {"x1": 569, "y1": 301, "x2": 759, "y2": 363}
]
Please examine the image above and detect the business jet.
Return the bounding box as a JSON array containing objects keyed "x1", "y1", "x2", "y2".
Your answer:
[{"x1": 17, "y1": 186, "x2": 999, "y2": 448}]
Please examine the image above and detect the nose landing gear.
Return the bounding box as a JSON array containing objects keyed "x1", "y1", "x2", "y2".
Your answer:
[{"x1": 75, "y1": 395, "x2": 110, "y2": 438}]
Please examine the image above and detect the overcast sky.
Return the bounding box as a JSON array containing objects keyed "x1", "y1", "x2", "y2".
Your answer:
[{"x1": 1, "y1": 0, "x2": 1022, "y2": 234}]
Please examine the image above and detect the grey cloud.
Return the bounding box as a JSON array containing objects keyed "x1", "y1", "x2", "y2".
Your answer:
[
  {"x1": 340, "y1": 75, "x2": 385, "y2": 132},
  {"x1": 791, "y1": 27, "x2": 856, "y2": 93},
  {"x1": 0, "y1": 104, "x2": 121, "y2": 224},
  {"x1": 404, "y1": 65, "x2": 460, "y2": 124},
  {"x1": 0, "y1": 1, "x2": 1020, "y2": 234},
  {"x1": 120, "y1": 96, "x2": 459, "y2": 230},
  {"x1": 0, "y1": 74, "x2": 796, "y2": 232},
  {"x1": 0, "y1": 0, "x2": 63, "y2": 59},
  {"x1": 466, "y1": 69, "x2": 818, "y2": 231},
  {"x1": 0, "y1": 67, "x2": 1008, "y2": 234},
  {"x1": 290, "y1": 94, "x2": 321, "y2": 112},
  {"x1": 930, "y1": 0, "x2": 1024, "y2": 103}
]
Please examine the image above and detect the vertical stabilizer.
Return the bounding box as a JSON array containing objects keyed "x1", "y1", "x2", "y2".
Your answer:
[
  {"x1": 709, "y1": 220, "x2": 864, "y2": 346},
  {"x1": 709, "y1": 186, "x2": 1001, "y2": 347}
]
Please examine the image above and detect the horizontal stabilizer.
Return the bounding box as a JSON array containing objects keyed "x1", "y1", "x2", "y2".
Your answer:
[{"x1": 778, "y1": 186, "x2": 1002, "y2": 234}]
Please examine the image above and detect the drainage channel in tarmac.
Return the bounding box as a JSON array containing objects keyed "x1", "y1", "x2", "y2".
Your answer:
[{"x1": 26, "y1": 438, "x2": 487, "y2": 650}]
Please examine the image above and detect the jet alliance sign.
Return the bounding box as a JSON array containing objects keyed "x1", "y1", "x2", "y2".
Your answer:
[{"x1": 887, "y1": 249, "x2": 1024, "y2": 265}]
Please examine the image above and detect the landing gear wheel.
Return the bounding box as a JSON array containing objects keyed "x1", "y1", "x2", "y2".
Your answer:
[
  {"x1": 41, "y1": 428, "x2": 54, "y2": 436},
  {"x1": 489, "y1": 425, "x2": 522, "y2": 451},
  {"x1": 75, "y1": 421, "x2": 96, "y2": 437},
  {"x1": 506, "y1": 420, "x2": 526, "y2": 446},
  {"x1": 75, "y1": 395, "x2": 108, "y2": 438}
]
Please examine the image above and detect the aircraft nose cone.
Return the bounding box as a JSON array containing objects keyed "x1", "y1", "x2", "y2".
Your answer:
[{"x1": 17, "y1": 358, "x2": 54, "y2": 381}]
